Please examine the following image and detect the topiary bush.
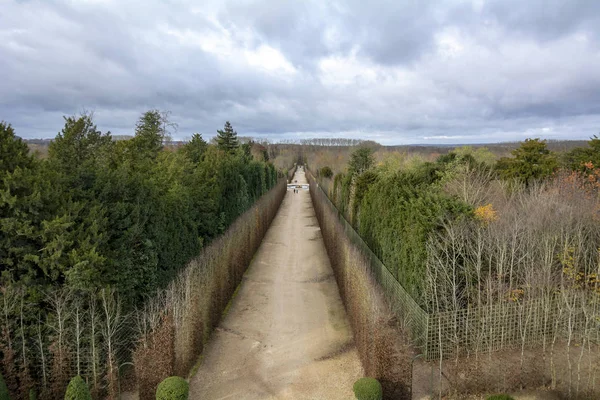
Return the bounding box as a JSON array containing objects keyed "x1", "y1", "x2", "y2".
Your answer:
[
  {"x1": 486, "y1": 395, "x2": 515, "y2": 400},
  {"x1": 64, "y1": 376, "x2": 91, "y2": 400},
  {"x1": 353, "y1": 377, "x2": 382, "y2": 400},
  {"x1": 0, "y1": 372, "x2": 9, "y2": 400},
  {"x1": 156, "y1": 376, "x2": 189, "y2": 400}
]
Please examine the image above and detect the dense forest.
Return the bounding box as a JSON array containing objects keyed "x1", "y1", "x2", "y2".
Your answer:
[
  {"x1": 1, "y1": 113, "x2": 278, "y2": 303},
  {"x1": 0, "y1": 112, "x2": 280, "y2": 398}
]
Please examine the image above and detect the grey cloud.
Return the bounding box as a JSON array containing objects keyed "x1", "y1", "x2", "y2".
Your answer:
[
  {"x1": 341, "y1": 0, "x2": 442, "y2": 65},
  {"x1": 1, "y1": 0, "x2": 600, "y2": 144},
  {"x1": 219, "y1": 0, "x2": 452, "y2": 67},
  {"x1": 218, "y1": 0, "x2": 342, "y2": 68},
  {"x1": 482, "y1": 0, "x2": 600, "y2": 42}
]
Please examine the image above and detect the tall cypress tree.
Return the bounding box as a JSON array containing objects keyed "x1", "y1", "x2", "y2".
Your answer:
[{"x1": 216, "y1": 121, "x2": 239, "y2": 155}]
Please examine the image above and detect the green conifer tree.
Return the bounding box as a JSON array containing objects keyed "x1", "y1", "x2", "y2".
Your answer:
[
  {"x1": 0, "y1": 121, "x2": 32, "y2": 176},
  {"x1": 64, "y1": 376, "x2": 91, "y2": 400},
  {"x1": 49, "y1": 114, "x2": 112, "y2": 175},
  {"x1": 181, "y1": 133, "x2": 208, "y2": 164},
  {"x1": 216, "y1": 121, "x2": 239, "y2": 154},
  {"x1": 496, "y1": 138, "x2": 558, "y2": 186},
  {"x1": 133, "y1": 110, "x2": 167, "y2": 158}
]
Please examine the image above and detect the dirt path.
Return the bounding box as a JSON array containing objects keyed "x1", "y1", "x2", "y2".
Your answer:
[{"x1": 189, "y1": 168, "x2": 363, "y2": 399}]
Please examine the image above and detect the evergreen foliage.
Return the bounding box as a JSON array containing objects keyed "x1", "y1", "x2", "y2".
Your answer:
[
  {"x1": 495, "y1": 138, "x2": 558, "y2": 186},
  {"x1": 133, "y1": 109, "x2": 167, "y2": 158},
  {"x1": 64, "y1": 376, "x2": 91, "y2": 400},
  {"x1": 0, "y1": 372, "x2": 8, "y2": 400},
  {"x1": 181, "y1": 133, "x2": 208, "y2": 164},
  {"x1": 0, "y1": 112, "x2": 281, "y2": 399},
  {"x1": 331, "y1": 155, "x2": 471, "y2": 302},
  {"x1": 156, "y1": 376, "x2": 189, "y2": 400},
  {"x1": 216, "y1": 121, "x2": 239, "y2": 154},
  {"x1": 319, "y1": 166, "x2": 333, "y2": 178},
  {"x1": 353, "y1": 377, "x2": 382, "y2": 400},
  {"x1": 349, "y1": 147, "x2": 375, "y2": 175},
  {"x1": 49, "y1": 114, "x2": 112, "y2": 177},
  {"x1": 486, "y1": 395, "x2": 514, "y2": 400},
  {"x1": 563, "y1": 135, "x2": 600, "y2": 171},
  {"x1": 0, "y1": 112, "x2": 278, "y2": 304},
  {"x1": 0, "y1": 121, "x2": 32, "y2": 176}
]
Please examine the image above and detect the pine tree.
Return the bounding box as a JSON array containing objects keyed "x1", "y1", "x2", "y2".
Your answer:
[
  {"x1": 496, "y1": 138, "x2": 558, "y2": 186},
  {"x1": 181, "y1": 133, "x2": 207, "y2": 164},
  {"x1": 133, "y1": 110, "x2": 166, "y2": 158},
  {"x1": 216, "y1": 121, "x2": 239, "y2": 155},
  {"x1": 0, "y1": 121, "x2": 32, "y2": 176}
]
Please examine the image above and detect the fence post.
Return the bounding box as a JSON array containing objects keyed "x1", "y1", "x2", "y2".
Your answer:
[
  {"x1": 410, "y1": 354, "x2": 424, "y2": 398},
  {"x1": 424, "y1": 313, "x2": 430, "y2": 360}
]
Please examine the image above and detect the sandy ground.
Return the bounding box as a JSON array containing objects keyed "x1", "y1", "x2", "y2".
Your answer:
[{"x1": 188, "y1": 168, "x2": 363, "y2": 400}]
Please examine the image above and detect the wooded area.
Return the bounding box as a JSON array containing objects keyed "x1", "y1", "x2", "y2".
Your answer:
[
  {"x1": 0, "y1": 113, "x2": 282, "y2": 399},
  {"x1": 309, "y1": 138, "x2": 600, "y2": 397}
]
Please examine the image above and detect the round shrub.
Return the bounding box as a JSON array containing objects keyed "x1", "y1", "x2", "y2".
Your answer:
[
  {"x1": 64, "y1": 376, "x2": 91, "y2": 400},
  {"x1": 353, "y1": 377, "x2": 382, "y2": 400},
  {"x1": 486, "y1": 395, "x2": 515, "y2": 400},
  {"x1": 320, "y1": 166, "x2": 333, "y2": 179},
  {"x1": 156, "y1": 376, "x2": 189, "y2": 400},
  {"x1": 0, "y1": 372, "x2": 9, "y2": 400}
]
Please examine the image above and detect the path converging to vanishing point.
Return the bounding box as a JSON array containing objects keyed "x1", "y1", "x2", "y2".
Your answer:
[{"x1": 189, "y1": 167, "x2": 362, "y2": 399}]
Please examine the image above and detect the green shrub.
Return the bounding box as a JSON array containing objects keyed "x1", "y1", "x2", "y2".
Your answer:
[
  {"x1": 64, "y1": 376, "x2": 91, "y2": 400},
  {"x1": 320, "y1": 166, "x2": 333, "y2": 179},
  {"x1": 156, "y1": 376, "x2": 189, "y2": 400},
  {"x1": 353, "y1": 377, "x2": 382, "y2": 400},
  {"x1": 28, "y1": 388, "x2": 36, "y2": 400},
  {"x1": 0, "y1": 372, "x2": 9, "y2": 400},
  {"x1": 486, "y1": 395, "x2": 515, "y2": 400}
]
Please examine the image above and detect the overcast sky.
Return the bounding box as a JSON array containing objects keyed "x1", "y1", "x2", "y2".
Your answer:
[{"x1": 1, "y1": 0, "x2": 600, "y2": 144}]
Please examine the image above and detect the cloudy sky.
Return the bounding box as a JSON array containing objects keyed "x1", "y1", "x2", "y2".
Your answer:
[{"x1": 1, "y1": 0, "x2": 600, "y2": 144}]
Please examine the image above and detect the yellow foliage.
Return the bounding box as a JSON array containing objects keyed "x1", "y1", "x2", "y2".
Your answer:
[
  {"x1": 508, "y1": 288, "x2": 524, "y2": 302},
  {"x1": 560, "y1": 247, "x2": 600, "y2": 295},
  {"x1": 474, "y1": 203, "x2": 498, "y2": 224}
]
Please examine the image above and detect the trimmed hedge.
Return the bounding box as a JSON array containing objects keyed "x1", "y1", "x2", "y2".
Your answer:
[
  {"x1": 0, "y1": 372, "x2": 9, "y2": 400},
  {"x1": 353, "y1": 377, "x2": 382, "y2": 400},
  {"x1": 486, "y1": 395, "x2": 515, "y2": 400},
  {"x1": 64, "y1": 376, "x2": 91, "y2": 400},
  {"x1": 156, "y1": 376, "x2": 189, "y2": 400}
]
